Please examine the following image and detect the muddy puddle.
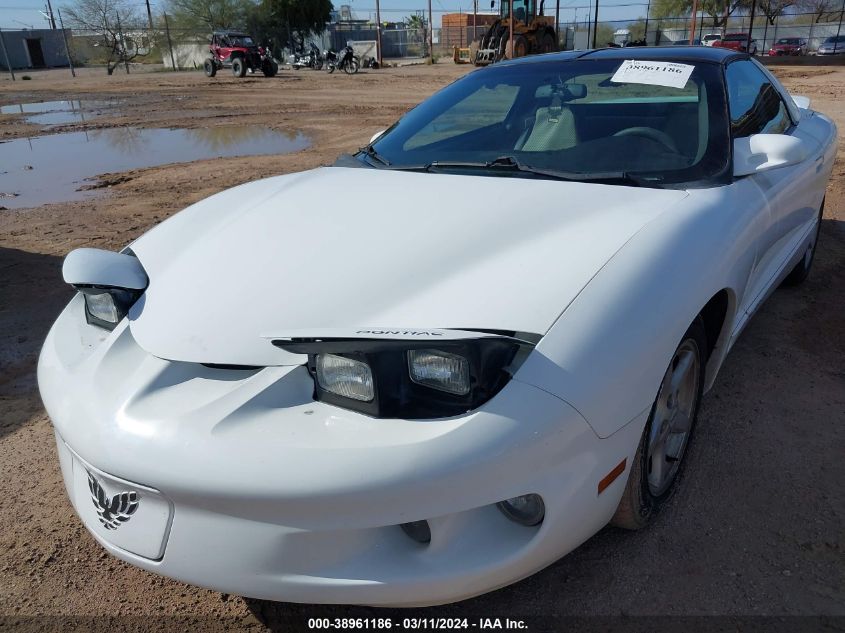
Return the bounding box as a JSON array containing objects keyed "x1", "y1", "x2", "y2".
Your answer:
[
  {"x1": 0, "y1": 99, "x2": 118, "y2": 125},
  {"x1": 0, "y1": 126, "x2": 310, "y2": 209}
]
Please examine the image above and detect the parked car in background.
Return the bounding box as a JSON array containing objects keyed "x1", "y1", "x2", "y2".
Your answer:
[
  {"x1": 673, "y1": 39, "x2": 702, "y2": 45},
  {"x1": 817, "y1": 35, "x2": 845, "y2": 55},
  {"x1": 702, "y1": 33, "x2": 722, "y2": 46},
  {"x1": 768, "y1": 38, "x2": 807, "y2": 56},
  {"x1": 713, "y1": 33, "x2": 758, "y2": 54}
]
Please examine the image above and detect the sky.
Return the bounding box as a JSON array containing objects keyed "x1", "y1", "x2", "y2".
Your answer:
[{"x1": 0, "y1": 0, "x2": 650, "y2": 31}]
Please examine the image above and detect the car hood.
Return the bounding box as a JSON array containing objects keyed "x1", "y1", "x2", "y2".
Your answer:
[{"x1": 129, "y1": 167, "x2": 688, "y2": 366}]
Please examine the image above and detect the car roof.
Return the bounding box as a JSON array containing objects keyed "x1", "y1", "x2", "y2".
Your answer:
[{"x1": 496, "y1": 45, "x2": 744, "y2": 68}]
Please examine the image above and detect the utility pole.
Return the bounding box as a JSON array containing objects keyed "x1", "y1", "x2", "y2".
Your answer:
[
  {"x1": 509, "y1": 0, "x2": 513, "y2": 55},
  {"x1": 375, "y1": 0, "x2": 382, "y2": 65},
  {"x1": 835, "y1": 0, "x2": 844, "y2": 47},
  {"x1": 116, "y1": 11, "x2": 129, "y2": 73},
  {"x1": 144, "y1": 0, "x2": 154, "y2": 31},
  {"x1": 429, "y1": 0, "x2": 434, "y2": 63},
  {"x1": 555, "y1": 0, "x2": 560, "y2": 47},
  {"x1": 591, "y1": 0, "x2": 599, "y2": 48},
  {"x1": 586, "y1": 6, "x2": 591, "y2": 49},
  {"x1": 473, "y1": 0, "x2": 477, "y2": 45},
  {"x1": 0, "y1": 29, "x2": 15, "y2": 81},
  {"x1": 57, "y1": 9, "x2": 75, "y2": 77},
  {"x1": 163, "y1": 12, "x2": 176, "y2": 70},
  {"x1": 689, "y1": 0, "x2": 698, "y2": 44},
  {"x1": 45, "y1": 0, "x2": 57, "y2": 29},
  {"x1": 745, "y1": 0, "x2": 756, "y2": 53},
  {"x1": 643, "y1": 0, "x2": 650, "y2": 44}
]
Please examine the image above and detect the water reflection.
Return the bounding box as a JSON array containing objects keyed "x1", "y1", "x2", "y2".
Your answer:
[
  {"x1": 0, "y1": 100, "x2": 117, "y2": 125},
  {"x1": 0, "y1": 126, "x2": 310, "y2": 209}
]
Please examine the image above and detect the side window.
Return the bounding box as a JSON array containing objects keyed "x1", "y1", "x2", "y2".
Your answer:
[{"x1": 725, "y1": 60, "x2": 792, "y2": 138}]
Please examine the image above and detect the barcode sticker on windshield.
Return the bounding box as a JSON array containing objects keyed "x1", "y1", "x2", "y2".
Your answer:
[{"x1": 610, "y1": 60, "x2": 694, "y2": 89}]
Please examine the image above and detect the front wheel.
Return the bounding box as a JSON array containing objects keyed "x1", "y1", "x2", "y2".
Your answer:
[
  {"x1": 262, "y1": 59, "x2": 278, "y2": 77},
  {"x1": 232, "y1": 57, "x2": 246, "y2": 77},
  {"x1": 539, "y1": 31, "x2": 556, "y2": 54},
  {"x1": 611, "y1": 319, "x2": 706, "y2": 530},
  {"x1": 204, "y1": 58, "x2": 217, "y2": 77},
  {"x1": 343, "y1": 58, "x2": 359, "y2": 74}
]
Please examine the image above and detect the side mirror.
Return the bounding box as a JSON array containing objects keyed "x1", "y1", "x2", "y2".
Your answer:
[
  {"x1": 791, "y1": 94, "x2": 811, "y2": 110},
  {"x1": 733, "y1": 134, "x2": 811, "y2": 177},
  {"x1": 63, "y1": 248, "x2": 148, "y2": 290},
  {"x1": 369, "y1": 129, "x2": 386, "y2": 144}
]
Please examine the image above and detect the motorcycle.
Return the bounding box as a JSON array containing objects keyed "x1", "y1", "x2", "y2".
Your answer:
[
  {"x1": 291, "y1": 42, "x2": 323, "y2": 70},
  {"x1": 324, "y1": 45, "x2": 360, "y2": 74}
]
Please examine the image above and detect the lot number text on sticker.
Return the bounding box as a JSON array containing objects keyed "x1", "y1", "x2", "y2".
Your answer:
[{"x1": 610, "y1": 60, "x2": 695, "y2": 89}]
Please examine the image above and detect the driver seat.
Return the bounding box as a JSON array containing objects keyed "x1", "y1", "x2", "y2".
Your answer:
[{"x1": 516, "y1": 97, "x2": 578, "y2": 152}]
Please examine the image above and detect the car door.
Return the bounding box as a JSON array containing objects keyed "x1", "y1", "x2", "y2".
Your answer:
[{"x1": 725, "y1": 59, "x2": 820, "y2": 321}]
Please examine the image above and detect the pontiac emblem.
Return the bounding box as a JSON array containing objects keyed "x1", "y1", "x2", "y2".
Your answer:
[{"x1": 87, "y1": 471, "x2": 139, "y2": 530}]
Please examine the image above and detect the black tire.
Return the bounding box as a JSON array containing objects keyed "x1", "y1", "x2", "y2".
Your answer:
[
  {"x1": 782, "y1": 198, "x2": 824, "y2": 286},
  {"x1": 204, "y1": 58, "x2": 217, "y2": 77},
  {"x1": 540, "y1": 31, "x2": 557, "y2": 54},
  {"x1": 232, "y1": 57, "x2": 246, "y2": 78},
  {"x1": 611, "y1": 318, "x2": 707, "y2": 530},
  {"x1": 262, "y1": 59, "x2": 277, "y2": 77},
  {"x1": 343, "y1": 58, "x2": 359, "y2": 74}
]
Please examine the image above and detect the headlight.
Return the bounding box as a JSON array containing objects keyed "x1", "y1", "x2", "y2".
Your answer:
[
  {"x1": 79, "y1": 287, "x2": 143, "y2": 331},
  {"x1": 408, "y1": 349, "x2": 470, "y2": 395},
  {"x1": 63, "y1": 247, "x2": 148, "y2": 331},
  {"x1": 316, "y1": 353, "x2": 375, "y2": 402},
  {"x1": 274, "y1": 334, "x2": 537, "y2": 419}
]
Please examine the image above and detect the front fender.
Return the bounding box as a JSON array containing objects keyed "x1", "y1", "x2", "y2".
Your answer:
[{"x1": 514, "y1": 185, "x2": 761, "y2": 438}]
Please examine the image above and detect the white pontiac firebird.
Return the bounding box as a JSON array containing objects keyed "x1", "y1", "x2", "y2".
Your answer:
[{"x1": 39, "y1": 47, "x2": 836, "y2": 606}]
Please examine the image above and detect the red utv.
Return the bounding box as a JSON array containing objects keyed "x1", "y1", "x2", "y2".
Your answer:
[{"x1": 204, "y1": 31, "x2": 278, "y2": 78}]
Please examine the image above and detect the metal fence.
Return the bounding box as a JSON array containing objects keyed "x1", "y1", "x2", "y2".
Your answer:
[
  {"x1": 2, "y1": 8, "x2": 842, "y2": 76},
  {"x1": 438, "y1": 12, "x2": 845, "y2": 55}
]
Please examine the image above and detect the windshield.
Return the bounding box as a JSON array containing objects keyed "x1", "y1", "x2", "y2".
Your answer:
[
  {"x1": 228, "y1": 35, "x2": 255, "y2": 47},
  {"x1": 777, "y1": 38, "x2": 800, "y2": 45},
  {"x1": 824, "y1": 36, "x2": 845, "y2": 43},
  {"x1": 363, "y1": 58, "x2": 730, "y2": 187},
  {"x1": 723, "y1": 34, "x2": 748, "y2": 41},
  {"x1": 501, "y1": 0, "x2": 535, "y2": 20}
]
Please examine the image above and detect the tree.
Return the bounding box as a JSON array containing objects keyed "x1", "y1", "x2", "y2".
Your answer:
[
  {"x1": 797, "y1": 0, "x2": 841, "y2": 21},
  {"x1": 405, "y1": 14, "x2": 426, "y2": 31},
  {"x1": 651, "y1": 0, "x2": 750, "y2": 29},
  {"x1": 246, "y1": 0, "x2": 332, "y2": 52},
  {"x1": 755, "y1": 0, "x2": 794, "y2": 24},
  {"x1": 63, "y1": 0, "x2": 151, "y2": 74},
  {"x1": 166, "y1": 0, "x2": 248, "y2": 31}
]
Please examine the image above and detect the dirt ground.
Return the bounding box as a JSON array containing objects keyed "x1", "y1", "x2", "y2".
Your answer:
[{"x1": 0, "y1": 62, "x2": 843, "y2": 631}]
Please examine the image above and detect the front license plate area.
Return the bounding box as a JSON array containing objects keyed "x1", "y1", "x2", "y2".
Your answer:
[{"x1": 69, "y1": 448, "x2": 173, "y2": 560}]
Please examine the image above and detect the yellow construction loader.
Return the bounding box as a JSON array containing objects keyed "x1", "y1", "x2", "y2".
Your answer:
[{"x1": 460, "y1": 0, "x2": 558, "y2": 65}]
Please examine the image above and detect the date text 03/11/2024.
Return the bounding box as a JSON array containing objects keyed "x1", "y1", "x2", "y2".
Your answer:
[{"x1": 307, "y1": 618, "x2": 529, "y2": 630}]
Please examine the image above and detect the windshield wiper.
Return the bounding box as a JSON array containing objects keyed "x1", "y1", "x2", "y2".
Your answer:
[
  {"x1": 359, "y1": 144, "x2": 391, "y2": 166},
  {"x1": 390, "y1": 155, "x2": 656, "y2": 187}
]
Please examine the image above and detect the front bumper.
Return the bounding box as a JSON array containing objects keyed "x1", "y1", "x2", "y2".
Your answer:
[{"x1": 39, "y1": 296, "x2": 642, "y2": 606}]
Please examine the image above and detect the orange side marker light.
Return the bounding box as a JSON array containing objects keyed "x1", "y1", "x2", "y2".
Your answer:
[{"x1": 598, "y1": 458, "x2": 627, "y2": 495}]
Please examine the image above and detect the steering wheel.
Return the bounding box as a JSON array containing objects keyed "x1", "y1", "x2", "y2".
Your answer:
[{"x1": 613, "y1": 127, "x2": 679, "y2": 153}]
